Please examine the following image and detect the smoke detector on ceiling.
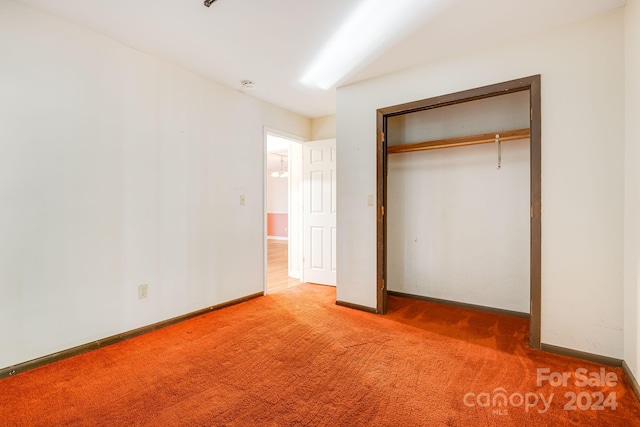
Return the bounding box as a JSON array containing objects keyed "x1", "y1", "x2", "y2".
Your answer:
[{"x1": 241, "y1": 80, "x2": 255, "y2": 90}]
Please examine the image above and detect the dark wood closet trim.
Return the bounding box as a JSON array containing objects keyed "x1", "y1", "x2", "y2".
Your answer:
[
  {"x1": 376, "y1": 75, "x2": 542, "y2": 350},
  {"x1": 387, "y1": 128, "x2": 530, "y2": 154},
  {"x1": 0, "y1": 292, "x2": 264, "y2": 380},
  {"x1": 541, "y1": 343, "x2": 622, "y2": 368},
  {"x1": 378, "y1": 76, "x2": 539, "y2": 117}
]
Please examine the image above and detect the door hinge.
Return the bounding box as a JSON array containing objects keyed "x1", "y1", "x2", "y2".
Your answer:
[
  {"x1": 381, "y1": 206, "x2": 385, "y2": 216},
  {"x1": 381, "y1": 279, "x2": 385, "y2": 290},
  {"x1": 381, "y1": 131, "x2": 385, "y2": 143}
]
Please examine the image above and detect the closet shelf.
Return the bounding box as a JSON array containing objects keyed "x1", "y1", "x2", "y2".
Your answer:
[{"x1": 387, "y1": 128, "x2": 531, "y2": 154}]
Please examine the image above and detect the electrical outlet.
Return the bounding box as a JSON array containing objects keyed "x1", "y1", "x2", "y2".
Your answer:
[{"x1": 138, "y1": 283, "x2": 148, "y2": 299}]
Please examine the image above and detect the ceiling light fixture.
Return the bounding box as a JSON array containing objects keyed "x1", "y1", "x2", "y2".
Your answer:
[
  {"x1": 300, "y1": 0, "x2": 442, "y2": 90},
  {"x1": 271, "y1": 155, "x2": 288, "y2": 178}
]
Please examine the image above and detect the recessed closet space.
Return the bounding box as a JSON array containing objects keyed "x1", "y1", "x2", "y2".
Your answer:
[{"x1": 386, "y1": 90, "x2": 531, "y2": 314}]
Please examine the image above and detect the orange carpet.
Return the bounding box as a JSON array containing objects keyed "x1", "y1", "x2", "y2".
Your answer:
[{"x1": 1, "y1": 283, "x2": 639, "y2": 426}]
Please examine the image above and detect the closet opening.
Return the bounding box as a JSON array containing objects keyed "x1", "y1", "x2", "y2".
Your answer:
[{"x1": 376, "y1": 75, "x2": 541, "y2": 349}]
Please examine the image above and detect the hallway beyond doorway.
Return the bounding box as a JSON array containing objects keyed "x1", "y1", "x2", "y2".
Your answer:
[{"x1": 267, "y1": 239, "x2": 301, "y2": 293}]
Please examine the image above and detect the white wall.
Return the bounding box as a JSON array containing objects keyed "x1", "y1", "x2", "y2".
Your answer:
[
  {"x1": 388, "y1": 140, "x2": 530, "y2": 313},
  {"x1": 0, "y1": 0, "x2": 309, "y2": 369},
  {"x1": 267, "y1": 172, "x2": 289, "y2": 213},
  {"x1": 337, "y1": 9, "x2": 625, "y2": 358},
  {"x1": 625, "y1": 0, "x2": 640, "y2": 379},
  {"x1": 311, "y1": 115, "x2": 337, "y2": 140}
]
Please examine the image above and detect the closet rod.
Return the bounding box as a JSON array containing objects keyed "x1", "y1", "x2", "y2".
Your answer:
[{"x1": 387, "y1": 128, "x2": 530, "y2": 155}]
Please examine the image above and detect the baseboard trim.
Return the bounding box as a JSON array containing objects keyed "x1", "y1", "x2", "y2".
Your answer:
[
  {"x1": 622, "y1": 360, "x2": 640, "y2": 402},
  {"x1": 0, "y1": 292, "x2": 263, "y2": 380},
  {"x1": 336, "y1": 300, "x2": 377, "y2": 314},
  {"x1": 387, "y1": 291, "x2": 529, "y2": 319},
  {"x1": 540, "y1": 343, "x2": 622, "y2": 367}
]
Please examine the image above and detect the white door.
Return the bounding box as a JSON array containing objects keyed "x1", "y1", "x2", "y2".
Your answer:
[{"x1": 303, "y1": 139, "x2": 337, "y2": 286}]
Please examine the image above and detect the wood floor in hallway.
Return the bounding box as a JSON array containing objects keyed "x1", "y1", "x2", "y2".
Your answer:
[{"x1": 267, "y1": 239, "x2": 301, "y2": 293}]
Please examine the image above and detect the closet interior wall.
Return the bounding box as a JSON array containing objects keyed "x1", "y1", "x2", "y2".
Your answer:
[{"x1": 386, "y1": 91, "x2": 531, "y2": 313}]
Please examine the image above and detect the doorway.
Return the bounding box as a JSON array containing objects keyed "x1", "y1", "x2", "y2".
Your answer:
[
  {"x1": 264, "y1": 131, "x2": 338, "y2": 293},
  {"x1": 265, "y1": 131, "x2": 303, "y2": 293},
  {"x1": 376, "y1": 75, "x2": 542, "y2": 349}
]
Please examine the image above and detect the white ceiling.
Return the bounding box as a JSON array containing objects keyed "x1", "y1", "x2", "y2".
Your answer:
[{"x1": 11, "y1": 0, "x2": 626, "y2": 118}]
